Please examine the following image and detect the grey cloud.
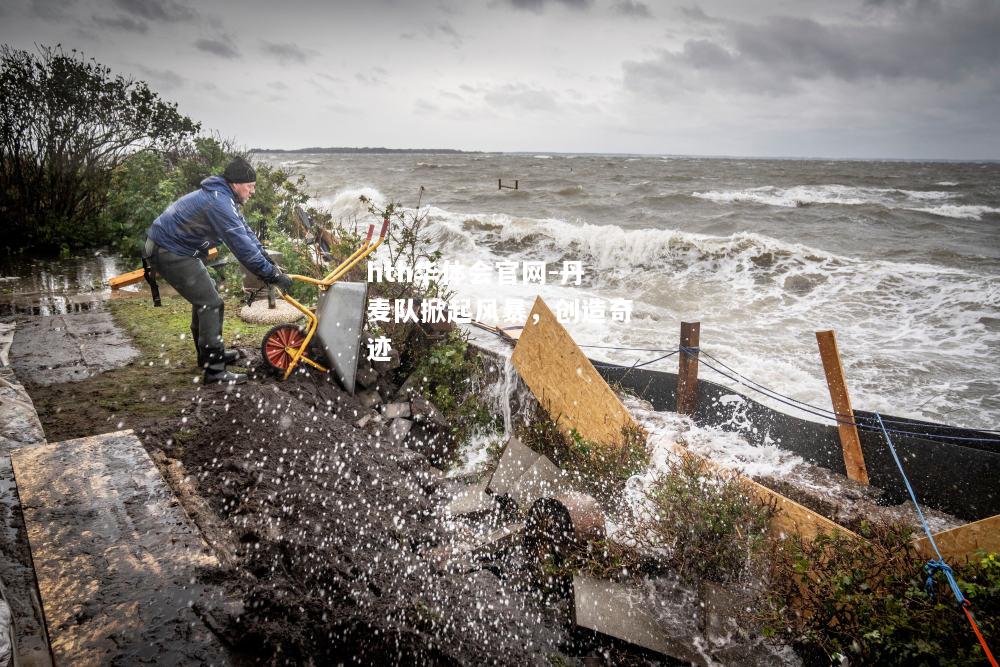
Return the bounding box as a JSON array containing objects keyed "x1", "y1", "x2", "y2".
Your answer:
[
  {"x1": 400, "y1": 21, "x2": 463, "y2": 48},
  {"x1": 194, "y1": 37, "x2": 241, "y2": 59},
  {"x1": 268, "y1": 80, "x2": 288, "y2": 91},
  {"x1": 135, "y1": 65, "x2": 184, "y2": 91},
  {"x1": 483, "y1": 83, "x2": 557, "y2": 111},
  {"x1": 501, "y1": 0, "x2": 592, "y2": 12},
  {"x1": 30, "y1": 0, "x2": 79, "y2": 21},
  {"x1": 355, "y1": 68, "x2": 387, "y2": 85},
  {"x1": 261, "y1": 41, "x2": 316, "y2": 65},
  {"x1": 613, "y1": 0, "x2": 651, "y2": 18},
  {"x1": 112, "y1": 0, "x2": 195, "y2": 22},
  {"x1": 625, "y1": 1, "x2": 1000, "y2": 98},
  {"x1": 93, "y1": 14, "x2": 148, "y2": 33}
]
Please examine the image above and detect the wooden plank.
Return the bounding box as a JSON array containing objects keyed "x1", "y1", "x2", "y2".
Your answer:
[
  {"x1": 10, "y1": 430, "x2": 231, "y2": 666},
  {"x1": 676, "y1": 321, "x2": 700, "y2": 416},
  {"x1": 511, "y1": 297, "x2": 639, "y2": 447},
  {"x1": 109, "y1": 248, "x2": 219, "y2": 290},
  {"x1": 816, "y1": 330, "x2": 870, "y2": 485},
  {"x1": 107, "y1": 268, "x2": 144, "y2": 290},
  {"x1": 913, "y1": 513, "x2": 1000, "y2": 563}
]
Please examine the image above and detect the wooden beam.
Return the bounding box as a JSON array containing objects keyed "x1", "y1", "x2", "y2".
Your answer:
[
  {"x1": 109, "y1": 248, "x2": 218, "y2": 290},
  {"x1": 511, "y1": 297, "x2": 640, "y2": 448},
  {"x1": 912, "y1": 513, "x2": 1000, "y2": 564},
  {"x1": 816, "y1": 330, "x2": 870, "y2": 485},
  {"x1": 676, "y1": 321, "x2": 700, "y2": 416}
]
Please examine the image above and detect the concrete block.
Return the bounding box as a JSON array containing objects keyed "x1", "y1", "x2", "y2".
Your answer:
[
  {"x1": 355, "y1": 365, "x2": 379, "y2": 389},
  {"x1": 445, "y1": 480, "x2": 494, "y2": 518},
  {"x1": 390, "y1": 417, "x2": 413, "y2": 443},
  {"x1": 356, "y1": 388, "x2": 383, "y2": 410},
  {"x1": 382, "y1": 401, "x2": 411, "y2": 419},
  {"x1": 410, "y1": 396, "x2": 446, "y2": 427},
  {"x1": 487, "y1": 437, "x2": 540, "y2": 496},
  {"x1": 509, "y1": 455, "x2": 572, "y2": 513}
]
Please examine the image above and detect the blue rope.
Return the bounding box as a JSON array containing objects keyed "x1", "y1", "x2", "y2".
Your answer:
[{"x1": 874, "y1": 412, "x2": 967, "y2": 607}]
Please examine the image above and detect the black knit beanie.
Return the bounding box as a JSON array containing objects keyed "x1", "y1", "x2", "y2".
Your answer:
[{"x1": 223, "y1": 157, "x2": 256, "y2": 184}]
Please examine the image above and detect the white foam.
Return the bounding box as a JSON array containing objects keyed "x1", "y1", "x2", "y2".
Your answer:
[
  {"x1": 692, "y1": 184, "x2": 956, "y2": 209},
  {"x1": 904, "y1": 204, "x2": 1000, "y2": 220}
]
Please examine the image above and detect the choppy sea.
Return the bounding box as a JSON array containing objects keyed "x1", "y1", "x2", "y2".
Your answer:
[{"x1": 260, "y1": 152, "x2": 1000, "y2": 431}]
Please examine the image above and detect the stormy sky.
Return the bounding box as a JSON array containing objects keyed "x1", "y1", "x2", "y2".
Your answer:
[{"x1": 1, "y1": 0, "x2": 998, "y2": 159}]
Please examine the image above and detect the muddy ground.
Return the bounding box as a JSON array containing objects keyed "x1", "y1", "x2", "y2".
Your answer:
[{"x1": 132, "y1": 361, "x2": 569, "y2": 664}]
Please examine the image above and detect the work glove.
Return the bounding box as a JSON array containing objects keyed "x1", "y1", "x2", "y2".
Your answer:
[{"x1": 268, "y1": 272, "x2": 294, "y2": 291}]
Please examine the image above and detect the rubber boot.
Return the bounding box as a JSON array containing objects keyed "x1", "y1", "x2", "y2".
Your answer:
[{"x1": 197, "y1": 349, "x2": 240, "y2": 368}]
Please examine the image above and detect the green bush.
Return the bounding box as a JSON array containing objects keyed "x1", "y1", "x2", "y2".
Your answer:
[{"x1": 762, "y1": 524, "x2": 1000, "y2": 665}]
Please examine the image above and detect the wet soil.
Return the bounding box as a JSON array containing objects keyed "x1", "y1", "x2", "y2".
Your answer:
[{"x1": 140, "y1": 367, "x2": 571, "y2": 665}]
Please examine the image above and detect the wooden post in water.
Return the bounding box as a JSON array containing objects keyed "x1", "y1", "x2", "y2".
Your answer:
[
  {"x1": 816, "y1": 330, "x2": 870, "y2": 485},
  {"x1": 677, "y1": 322, "x2": 700, "y2": 417}
]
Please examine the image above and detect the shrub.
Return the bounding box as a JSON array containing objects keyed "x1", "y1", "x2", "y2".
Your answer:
[{"x1": 762, "y1": 523, "x2": 1000, "y2": 665}]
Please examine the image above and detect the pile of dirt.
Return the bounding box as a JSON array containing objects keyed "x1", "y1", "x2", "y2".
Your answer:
[{"x1": 142, "y1": 368, "x2": 569, "y2": 664}]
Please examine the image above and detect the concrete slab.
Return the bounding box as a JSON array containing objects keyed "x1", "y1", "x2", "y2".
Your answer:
[
  {"x1": 0, "y1": 369, "x2": 46, "y2": 450},
  {"x1": 10, "y1": 430, "x2": 231, "y2": 666},
  {"x1": 509, "y1": 455, "x2": 572, "y2": 513},
  {"x1": 487, "y1": 437, "x2": 541, "y2": 496},
  {"x1": 572, "y1": 575, "x2": 705, "y2": 665},
  {"x1": 10, "y1": 312, "x2": 138, "y2": 386},
  {"x1": 445, "y1": 480, "x2": 494, "y2": 518}
]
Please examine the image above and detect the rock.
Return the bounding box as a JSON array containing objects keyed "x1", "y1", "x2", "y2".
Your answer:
[
  {"x1": 371, "y1": 348, "x2": 401, "y2": 374},
  {"x1": 397, "y1": 373, "x2": 429, "y2": 399},
  {"x1": 410, "y1": 395, "x2": 446, "y2": 427},
  {"x1": 355, "y1": 365, "x2": 379, "y2": 389},
  {"x1": 382, "y1": 401, "x2": 411, "y2": 419},
  {"x1": 356, "y1": 389, "x2": 383, "y2": 410},
  {"x1": 374, "y1": 380, "x2": 399, "y2": 401},
  {"x1": 395, "y1": 448, "x2": 428, "y2": 472},
  {"x1": 354, "y1": 410, "x2": 383, "y2": 429},
  {"x1": 389, "y1": 418, "x2": 413, "y2": 443}
]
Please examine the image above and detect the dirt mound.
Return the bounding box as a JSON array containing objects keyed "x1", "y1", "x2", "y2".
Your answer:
[{"x1": 143, "y1": 368, "x2": 567, "y2": 664}]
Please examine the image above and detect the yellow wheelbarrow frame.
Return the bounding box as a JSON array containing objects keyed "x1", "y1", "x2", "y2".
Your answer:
[{"x1": 267, "y1": 217, "x2": 388, "y2": 380}]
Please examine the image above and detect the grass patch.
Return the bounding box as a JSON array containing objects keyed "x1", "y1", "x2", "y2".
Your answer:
[{"x1": 28, "y1": 294, "x2": 272, "y2": 441}]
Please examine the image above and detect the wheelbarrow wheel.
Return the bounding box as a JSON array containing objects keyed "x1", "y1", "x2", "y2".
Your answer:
[{"x1": 261, "y1": 324, "x2": 307, "y2": 375}]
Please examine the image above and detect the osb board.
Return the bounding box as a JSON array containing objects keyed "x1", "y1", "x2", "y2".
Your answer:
[
  {"x1": 913, "y1": 513, "x2": 1000, "y2": 563},
  {"x1": 512, "y1": 297, "x2": 639, "y2": 447},
  {"x1": 11, "y1": 430, "x2": 230, "y2": 666}
]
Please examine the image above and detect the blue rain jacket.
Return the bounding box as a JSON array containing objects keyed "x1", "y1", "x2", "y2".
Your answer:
[{"x1": 147, "y1": 176, "x2": 278, "y2": 280}]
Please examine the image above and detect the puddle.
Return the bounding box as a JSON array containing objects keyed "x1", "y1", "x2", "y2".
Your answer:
[{"x1": 0, "y1": 253, "x2": 134, "y2": 316}]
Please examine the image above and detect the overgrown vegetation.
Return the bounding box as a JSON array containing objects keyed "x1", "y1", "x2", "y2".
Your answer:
[
  {"x1": 762, "y1": 525, "x2": 1000, "y2": 666},
  {"x1": 627, "y1": 453, "x2": 775, "y2": 586},
  {"x1": 518, "y1": 408, "x2": 649, "y2": 504},
  {"x1": 1, "y1": 44, "x2": 198, "y2": 255}
]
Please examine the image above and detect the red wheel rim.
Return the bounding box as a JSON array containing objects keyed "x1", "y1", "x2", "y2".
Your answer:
[{"x1": 264, "y1": 327, "x2": 305, "y2": 370}]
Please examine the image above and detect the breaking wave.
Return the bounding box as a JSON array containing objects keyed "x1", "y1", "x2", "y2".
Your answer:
[{"x1": 692, "y1": 184, "x2": 957, "y2": 209}]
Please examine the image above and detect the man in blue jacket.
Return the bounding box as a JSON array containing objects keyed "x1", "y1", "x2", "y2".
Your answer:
[{"x1": 144, "y1": 157, "x2": 293, "y2": 384}]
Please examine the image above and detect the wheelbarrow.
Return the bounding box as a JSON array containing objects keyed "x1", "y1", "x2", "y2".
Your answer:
[{"x1": 259, "y1": 217, "x2": 389, "y2": 393}]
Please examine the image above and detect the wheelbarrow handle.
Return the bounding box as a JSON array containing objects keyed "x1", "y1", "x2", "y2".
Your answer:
[
  {"x1": 365, "y1": 224, "x2": 374, "y2": 244},
  {"x1": 380, "y1": 216, "x2": 389, "y2": 238}
]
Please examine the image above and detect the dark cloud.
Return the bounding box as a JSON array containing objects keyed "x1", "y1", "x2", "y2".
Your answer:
[
  {"x1": 268, "y1": 80, "x2": 289, "y2": 91},
  {"x1": 112, "y1": 0, "x2": 195, "y2": 22},
  {"x1": 30, "y1": 0, "x2": 79, "y2": 21},
  {"x1": 194, "y1": 37, "x2": 241, "y2": 59},
  {"x1": 135, "y1": 65, "x2": 184, "y2": 91},
  {"x1": 93, "y1": 14, "x2": 148, "y2": 33},
  {"x1": 625, "y1": 1, "x2": 1000, "y2": 97},
  {"x1": 613, "y1": 0, "x2": 651, "y2": 18},
  {"x1": 261, "y1": 41, "x2": 315, "y2": 65},
  {"x1": 501, "y1": 0, "x2": 592, "y2": 12}
]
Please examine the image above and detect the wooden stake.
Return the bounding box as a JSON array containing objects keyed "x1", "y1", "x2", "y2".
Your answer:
[
  {"x1": 816, "y1": 330, "x2": 870, "y2": 485},
  {"x1": 677, "y1": 321, "x2": 700, "y2": 416}
]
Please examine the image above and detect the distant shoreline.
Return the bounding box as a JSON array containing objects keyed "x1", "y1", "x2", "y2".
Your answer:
[
  {"x1": 252, "y1": 147, "x2": 476, "y2": 155},
  {"x1": 251, "y1": 147, "x2": 999, "y2": 163}
]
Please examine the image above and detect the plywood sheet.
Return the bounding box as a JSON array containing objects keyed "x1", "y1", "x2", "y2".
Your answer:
[
  {"x1": 11, "y1": 430, "x2": 230, "y2": 666},
  {"x1": 913, "y1": 513, "x2": 1000, "y2": 563},
  {"x1": 512, "y1": 297, "x2": 638, "y2": 447}
]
